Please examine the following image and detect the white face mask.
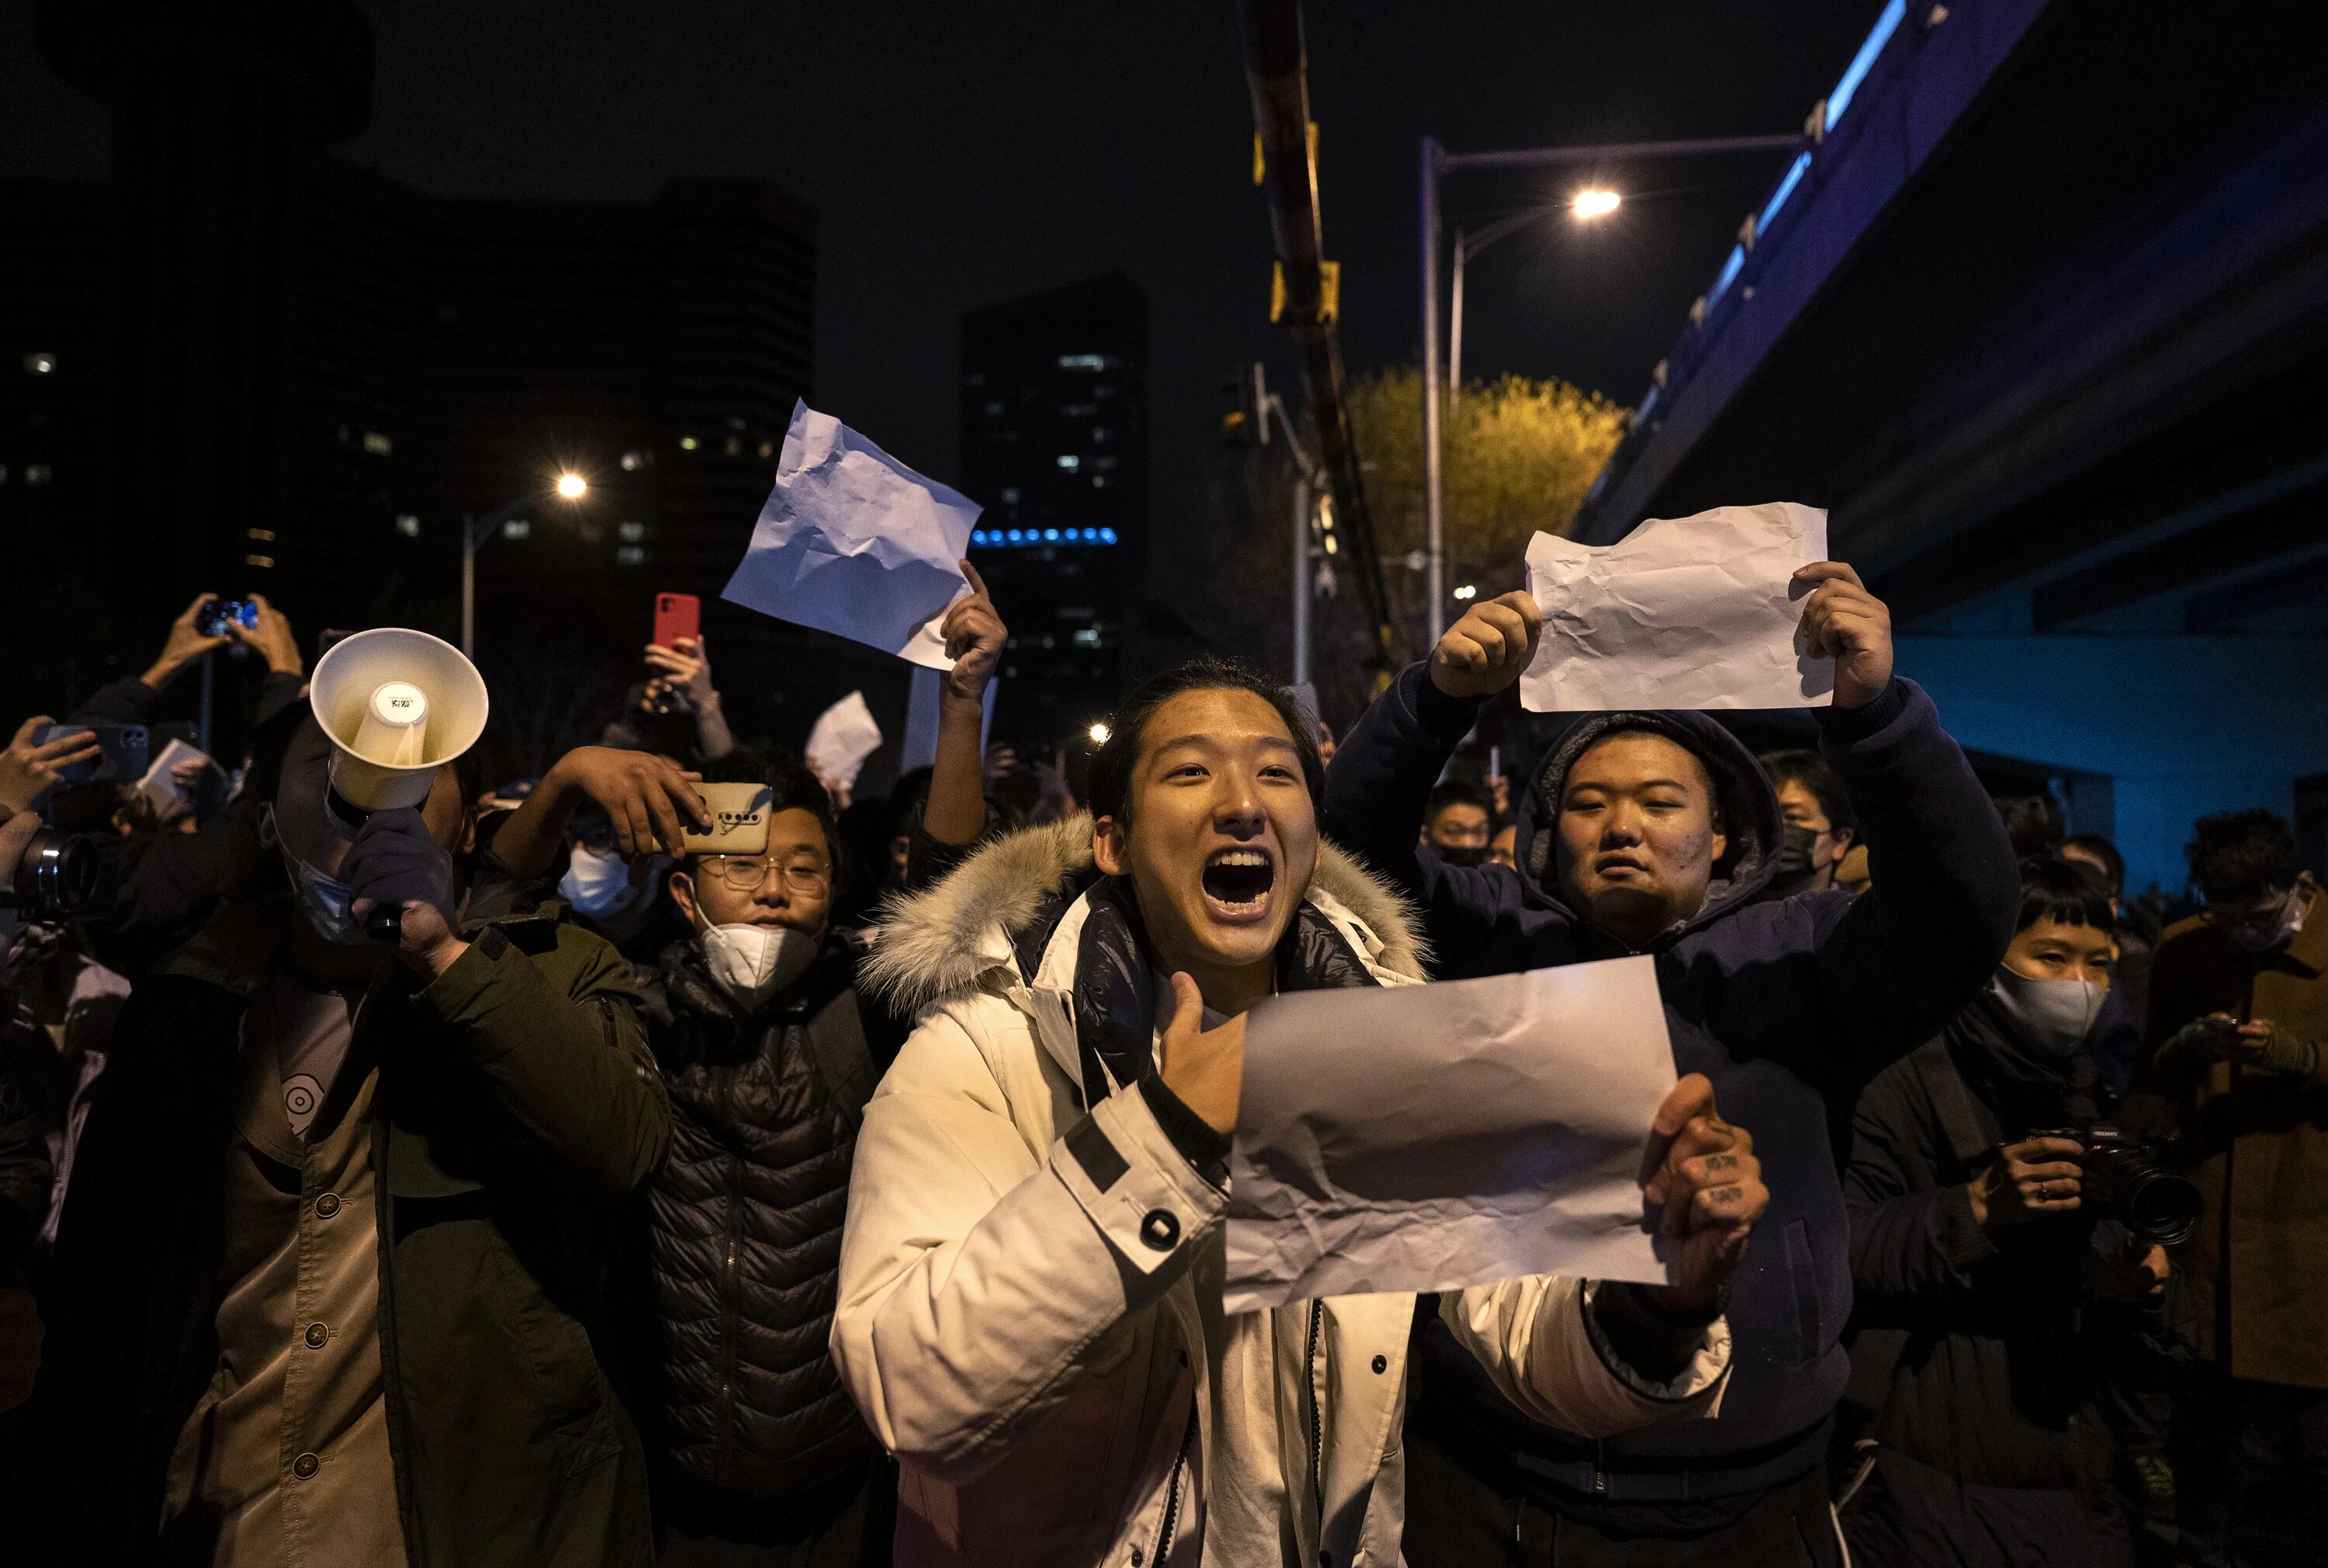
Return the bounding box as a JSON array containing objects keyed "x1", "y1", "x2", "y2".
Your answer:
[
  {"x1": 697, "y1": 922, "x2": 818, "y2": 1010},
  {"x1": 561, "y1": 844, "x2": 650, "y2": 919},
  {"x1": 2226, "y1": 884, "x2": 2308, "y2": 954},
  {"x1": 1989, "y1": 967, "x2": 2105, "y2": 1059}
]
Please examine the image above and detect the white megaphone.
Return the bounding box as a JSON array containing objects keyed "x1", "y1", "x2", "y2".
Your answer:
[{"x1": 309, "y1": 627, "x2": 490, "y2": 939}]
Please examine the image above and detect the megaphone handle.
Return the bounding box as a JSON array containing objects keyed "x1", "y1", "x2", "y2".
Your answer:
[{"x1": 366, "y1": 904, "x2": 402, "y2": 944}]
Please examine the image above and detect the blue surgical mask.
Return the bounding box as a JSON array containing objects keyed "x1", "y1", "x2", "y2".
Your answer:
[
  {"x1": 265, "y1": 803, "x2": 368, "y2": 947},
  {"x1": 561, "y1": 844, "x2": 650, "y2": 919}
]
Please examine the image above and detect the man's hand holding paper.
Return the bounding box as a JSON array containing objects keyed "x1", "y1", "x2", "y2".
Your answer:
[{"x1": 1220, "y1": 956, "x2": 1765, "y2": 1314}]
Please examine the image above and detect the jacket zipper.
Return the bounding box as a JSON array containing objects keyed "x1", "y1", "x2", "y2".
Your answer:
[
  {"x1": 1592, "y1": 1437, "x2": 1609, "y2": 1497},
  {"x1": 715, "y1": 1151, "x2": 743, "y2": 1484},
  {"x1": 1304, "y1": 1300, "x2": 1325, "y2": 1511},
  {"x1": 1150, "y1": 1403, "x2": 1198, "y2": 1563}
]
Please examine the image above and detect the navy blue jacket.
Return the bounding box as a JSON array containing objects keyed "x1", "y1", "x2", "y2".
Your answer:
[{"x1": 1324, "y1": 665, "x2": 2018, "y2": 1495}]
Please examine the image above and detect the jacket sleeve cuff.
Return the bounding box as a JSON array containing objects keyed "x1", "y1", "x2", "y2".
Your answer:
[
  {"x1": 1051, "y1": 1083, "x2": 1228, "y2": 1278},
  {"x1": 1587, "y1": 1281, "x2": 1721, "y2": 1386},
  {"x1": 1814, "y1": 676, "x2": 1909, "y2": 742},
  {"x1": 1137, "y1": 1073, "x2": 1232, "y2": 1187},
  {"x1": 1403, "y1": 659, "x2": 1486, "y2": 742},
  {"x1": 411, "y1": 924, "x2": 516, "y2": 1022},
  {"x1": 1938, "y1": 1182, "x2": 2000, "y2": 1269},
  {"x1": 1578, "y1": 1280, "x2": 1732, "y2": 1406}
]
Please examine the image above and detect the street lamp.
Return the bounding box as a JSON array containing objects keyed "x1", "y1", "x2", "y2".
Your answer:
[
  {"x1": 1448, "y1": 190, "x2": 1623, "y2": 416},
  {"x1": 1419, "y1": 133, "x2": 1805, "y2": 644},
  {"x1": 461, "y1": 472, "x2": 590, "y2": 658}
]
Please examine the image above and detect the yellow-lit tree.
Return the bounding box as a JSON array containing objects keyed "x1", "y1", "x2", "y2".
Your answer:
[{"x1": 1346, "y1": 368, "x2": 1630, "y2": 664}]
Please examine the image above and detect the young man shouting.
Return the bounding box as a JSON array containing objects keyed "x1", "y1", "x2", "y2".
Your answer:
[{"x1": 836, "y1": 659, "x2": 1768, "y2": 1567}]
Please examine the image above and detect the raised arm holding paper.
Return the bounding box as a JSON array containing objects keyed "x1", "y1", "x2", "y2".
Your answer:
[{"x1": 1323, "y1": 506, "x2": 2019, "y2": 1561}]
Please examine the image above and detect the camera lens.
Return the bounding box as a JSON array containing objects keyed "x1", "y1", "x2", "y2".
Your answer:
[
  {"x1": 7, "y1": 828, "x2": 103, "y2": 922},
  {"x1": 2121, "y1": 1167, "x2": 2202, "y2": 1248}
]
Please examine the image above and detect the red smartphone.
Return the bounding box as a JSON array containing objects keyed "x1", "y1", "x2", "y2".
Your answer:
[{"x1": 652, "y1": 592, "x2": 701, "y2": 649}]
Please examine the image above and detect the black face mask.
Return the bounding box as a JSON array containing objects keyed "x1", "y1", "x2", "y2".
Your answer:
[
  {"x1": 1769, "y1": 823, "x2": 1817, "y2": 883},
  {"x1": 1436, "y1": 843, "x2": 1490, "y2": 869}
]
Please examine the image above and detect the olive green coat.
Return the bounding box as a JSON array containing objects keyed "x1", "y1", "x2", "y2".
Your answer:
[{"x1": 32, "y1": 895, "x2": 671, "y2": 1566}]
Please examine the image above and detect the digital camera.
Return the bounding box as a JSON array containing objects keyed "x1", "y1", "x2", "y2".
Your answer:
[{"x1": 2032, "y1": 1123, "x2": 2202, "y2": 1246}]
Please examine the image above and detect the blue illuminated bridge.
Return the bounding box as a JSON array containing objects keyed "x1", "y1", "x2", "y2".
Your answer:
[{"x1": 1570, "y1": 0, "x2": 2328, "y2": 892}]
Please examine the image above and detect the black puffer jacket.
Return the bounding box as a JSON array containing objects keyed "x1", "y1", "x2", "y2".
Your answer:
[{"x1": 636, "y1": 933, "x2": 904, "y2": 1499}]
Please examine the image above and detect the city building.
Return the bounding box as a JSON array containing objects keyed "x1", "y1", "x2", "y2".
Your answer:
[
  {"x1": 4, "y1": 2, "x2": 822, "y2": 745},
  {"x1": 958, "y1": 272, "x2": 1147, "y2": 749}
]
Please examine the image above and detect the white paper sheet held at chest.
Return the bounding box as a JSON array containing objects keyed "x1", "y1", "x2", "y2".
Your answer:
[
  {"x1": 721, "y1": 400, "x2": 980, "y2": 670},
  {"x1": 1521, "y1": 502, "x2": 1832, "y2": 711},
  {"x1": 1224, "y1": 957, "x2": 1678, "y2": 1314}
]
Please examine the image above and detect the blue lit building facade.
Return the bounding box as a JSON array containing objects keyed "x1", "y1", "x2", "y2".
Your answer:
[{"x1": 959, "y1": 273, "x2": 1147, "y2": 749}]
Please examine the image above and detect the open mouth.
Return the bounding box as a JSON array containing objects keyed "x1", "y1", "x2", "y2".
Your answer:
[{"x1": 1200, "y1": 846, "x2": 1277, "y2": 920}]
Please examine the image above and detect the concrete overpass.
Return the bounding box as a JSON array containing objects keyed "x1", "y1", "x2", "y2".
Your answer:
[{"x1": 1571, "y1": 0, "x2": 2328, "y2": 893}]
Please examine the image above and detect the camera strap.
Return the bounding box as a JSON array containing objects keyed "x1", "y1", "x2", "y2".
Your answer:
[{"x1": 1911, "y1": 1038, "x2": 1998, "y2": 1168}]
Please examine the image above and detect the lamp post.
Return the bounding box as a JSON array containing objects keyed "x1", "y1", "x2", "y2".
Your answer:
[
  {"x1": 462, "y1": 472, "x2": 587, "y2": 659},
  {"x1": 1450, "y1": 191, "x2": 1622, "y2": 412},
  {"x1": 1418, "y1": 132, "x2": 1804, "y2": 644}
]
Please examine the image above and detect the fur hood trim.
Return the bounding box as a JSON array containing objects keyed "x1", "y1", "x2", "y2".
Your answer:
[{"x1": 862, "y1": 815, "x2": 1429, "y2": 1014}]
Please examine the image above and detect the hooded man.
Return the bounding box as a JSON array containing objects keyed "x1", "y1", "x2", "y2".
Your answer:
[
  {"x1": 1322, "y1": 563, "x2": 2018, "y2": 1565},
  {"x1": 834, "y1": 658, "x2": 1769, "y2": 1567},
  {"x1": 29, "y1": 713, "x2": 671, "y2": 1567}
]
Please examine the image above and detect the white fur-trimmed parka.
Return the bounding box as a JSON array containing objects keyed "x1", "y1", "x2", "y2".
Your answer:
[{"x1": 834, "y1": 819, "x2": 1730, "y2": 1566}]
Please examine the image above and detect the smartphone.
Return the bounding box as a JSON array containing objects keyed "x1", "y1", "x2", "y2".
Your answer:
[
  {"x1": 679, "y1": 783, "x2": 772, "y2": 857},
  {"x1": 653, "y1": 592, "x2": 702, "y2": 649},
  {"x1": 195, "y1": 597, "x2": 258, "y2": 639},
  {"x1": 34, "y1": 723, "x2": 150, "y2": 785}
]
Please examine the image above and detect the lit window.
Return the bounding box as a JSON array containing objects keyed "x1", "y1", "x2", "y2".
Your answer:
[
  {"x1": 1057, "y1": 455, "x2": 1080, "y2": 470},
  {"x1": 248, "y1": 527, "x2": 275, "y2": 542},
  {"x1": 757, "y1": 441, "x2": 774, "y2": 459},
  {"x1": 244, "y1": 554, "x2": 275, "y2": 568},
  {"x1": 396, "y1": 514, "x2": 421, "y2": 538},
  {"x1": 502, "y1": 518, "x2": 532, "y2": 540},
  {"x1": 362, "y1": 431, "x2": 393, "y2": 455},
  {"x1": 620, "y1": 449, "x2": 645, "y2": 471},
  {"x1": 1093, "y1": 476, "x2": 1109, "y2": 489},
  {"x1": 723, "y1": 435, "x2": 742, "y2": 456},
  {"x1": 617, "y1": 545, "x2": 646, "y2": 566},
  {"x1": 1072, "y1": 628, "x2": 1102, "y2": 647},
  {"x1": 1058, "y1": 354, "x2": 1113, "y2": 370},
  {"x1": 25, "y1": 464, "x2": 53, "y2": 486},
  {"x1": 1001, "y1": 486, "x2": 1020, "y2": 505},
  {"x1": 1093, "y1": 427, "x2": 1111, "y2": 443},
  {"x1": 679, "y1": 436, "x2": 698, "y2": 451},
  {"x1": 618, "y1": 521, "x2": 646, "y2": 542},
  {"x1": 23, "y1": 352, "x2": 55, "y2": 376}
]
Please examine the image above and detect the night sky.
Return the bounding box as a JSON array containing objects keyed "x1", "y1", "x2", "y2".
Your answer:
[{"x1": 3, "y1": 0, "x2": 1883, "y2": 526}]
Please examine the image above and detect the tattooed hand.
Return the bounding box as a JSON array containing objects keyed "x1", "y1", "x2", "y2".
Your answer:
[{"x1": 1640, "y1": 1075, "x2": 1769, "y2": 1312}]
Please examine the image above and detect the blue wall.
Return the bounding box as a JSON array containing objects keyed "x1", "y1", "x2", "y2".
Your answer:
[{"x1": 1897, "y1": 635, "x2": 2328, "y2": 895}]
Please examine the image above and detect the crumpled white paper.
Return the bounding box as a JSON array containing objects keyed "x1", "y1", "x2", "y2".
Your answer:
[
  {"x1": 804, "y1": 691, "x2": 884, "y2": 794},
  {"x1": 136, "y1": 738, "x2": 217, "y2": 816},
  {"x1": 1521, "y1": 502, "x2": 1832, "y2": 712},
  {"x1": 721, "y1": 400, "x2": 981, "y2": 669},
  {"x1": 1223, "y1": 957, "x2": 1679, "y2": 1314}
]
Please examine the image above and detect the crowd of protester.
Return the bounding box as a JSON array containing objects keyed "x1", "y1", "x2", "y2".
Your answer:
[{"x1": 0, "y1": 562, "x2": 2317, "y2": 1568}]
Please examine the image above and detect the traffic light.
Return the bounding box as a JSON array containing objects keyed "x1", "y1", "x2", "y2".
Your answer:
[{"x1": 1219, "y1": 362, "x2": 1270, "y2": 448}]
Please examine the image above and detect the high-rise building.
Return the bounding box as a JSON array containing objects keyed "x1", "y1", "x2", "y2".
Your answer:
[
  {"x1": 5, "y1": 3, "x2": 819, "y2": 736},
  {"x1": 958, "y1": 273, "x2": 1147, "y2": 749}
]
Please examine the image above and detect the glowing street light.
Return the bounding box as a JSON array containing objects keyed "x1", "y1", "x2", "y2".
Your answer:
[
  {"x1": 1453, "y1": 583, "x2": 1478, "y2": 601},
  {"x1": 1087, "y1": 722, "x2": 1113, "y2": 746},
  {"x1": 1571, "y1": 187, "x2": 1622, "y2": 220},
  {"x1": 556, "y1": 472, "x2": 589, "y2": 500}
]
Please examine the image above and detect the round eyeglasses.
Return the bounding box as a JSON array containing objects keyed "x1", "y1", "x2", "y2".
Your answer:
[{"x1": 698, "y1": 854, "x2": 830, "y2": 894}]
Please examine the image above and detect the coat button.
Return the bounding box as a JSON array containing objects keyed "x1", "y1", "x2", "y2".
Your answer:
[
  {"x1": 314, "y1": 1193, "x2": 341, "y2": 1218},
  {"x1": 293, "y1": 1452, "x2": 320, "y2": 1480},
  {"x1": 1138, "y1": 1210, "x2": 1180, "y2": 1251},
  {"x1": 305, "y1": 1322, "x2": 329, "y2": 1349},
  {"x1": 1372, "y1": 1354, "x2": 1387, "y2": 1374},
  {"x1": 1131, "y1": 1550, "x2": 1145, "y2": 1567}
]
